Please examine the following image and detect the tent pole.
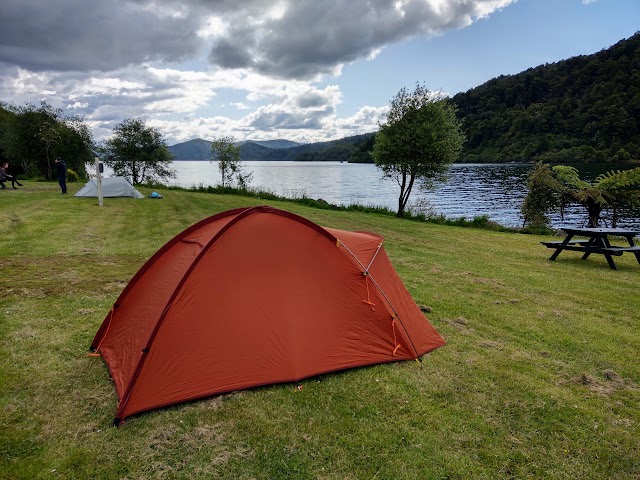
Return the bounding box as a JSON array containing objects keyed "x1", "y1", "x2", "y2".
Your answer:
[{"x1": 338, "y1": 240, "x2": 421, "y2": 358}]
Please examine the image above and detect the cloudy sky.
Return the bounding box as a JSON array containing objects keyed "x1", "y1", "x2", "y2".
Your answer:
[{"x1": 1, "y1": 0, "x2": 638, "y2": 145}]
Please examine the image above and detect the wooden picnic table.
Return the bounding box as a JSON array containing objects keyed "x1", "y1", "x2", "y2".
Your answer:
[{"x1": 541, "y1": 227, "x2": 640, "y2": 270}]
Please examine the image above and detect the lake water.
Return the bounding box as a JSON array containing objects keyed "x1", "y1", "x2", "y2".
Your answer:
[{"x1": 103, "y1": 161, "x2": 640, "y2": 229}]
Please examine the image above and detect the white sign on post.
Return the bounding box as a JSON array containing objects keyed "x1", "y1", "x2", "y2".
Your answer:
[{"x1": 95, "y1": 157, "x2": 104, "y2": 207}]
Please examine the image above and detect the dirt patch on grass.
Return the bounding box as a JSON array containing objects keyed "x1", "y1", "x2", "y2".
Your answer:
[
  {"x1": 1, "y1": 287, "x2": 49, "y2": 298},
  {"x1": 494, "y1": 299, "x2": 521, "y2": 305},
  {"x1": 479, "y1": 340, "x2": 502, "y2": 349},
  {"x1": 106, "y1": 281, "x2": 129, "y2": 291},
  {"x1": 10, "y1": 325, "x2": 39, "y2": 340},
  {"x1": 442, "y1": 317, "x2": 474, "y2": 332},
  {"x1": 199, "y1": 396, "x2": 224, "y2": 411},
  {"x1": 569, "y1": 369, "x2": 638, "y2": 396},
  {"x1": 129, "y1": 421, "x2": 252, "y2": 477},
  {"x1": 419, "y1": 305, "x2": 432, "y2": 313},
  {"x1": 0, "y1": 255, "x2": 138, "y2": 298}
]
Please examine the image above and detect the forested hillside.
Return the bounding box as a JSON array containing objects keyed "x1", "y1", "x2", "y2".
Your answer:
[
  {"x1": 257, "y1": 133, "x2": 374, "y2": 162},
  {"x1": 169, "y1": 133, "x2": 374, "y2": 162},
  {"x1": 168, "y1": 138, "x2": 212, "y2": 160},
  {"x1": 452, "y1": 32, "x2": 640, "y2": 163},
  {"x1": 169, "y1": 138, "x2": 300, "y2": 160}
]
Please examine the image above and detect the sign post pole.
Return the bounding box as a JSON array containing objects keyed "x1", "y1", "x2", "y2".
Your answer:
[{"x1": 95, "y1": 157, "x2": 104, "y2": 207}]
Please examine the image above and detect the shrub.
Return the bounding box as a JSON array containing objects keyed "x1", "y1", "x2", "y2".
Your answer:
[{"x1": 66, "y1": 169, "x2": 80, "y2": 182}]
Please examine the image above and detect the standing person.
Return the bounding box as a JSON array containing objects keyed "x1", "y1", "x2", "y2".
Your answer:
[
  {"x1": 0, "y1": 162, "x2": 23, "y2": 189},
  {"x1": 54, "y1": 157, "x2": 67, "y2": 194}
]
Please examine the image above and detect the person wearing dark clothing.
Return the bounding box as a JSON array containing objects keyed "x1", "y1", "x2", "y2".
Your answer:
[
  {"x1": 0, "y1": 162, "x2": 23, "y2": 189},
  {"x1": 55, "y1": 157, "x2": 67, "y2": 194},
  {"x1": 0, "y1": 163, "x2": 7, "y2": 189}
]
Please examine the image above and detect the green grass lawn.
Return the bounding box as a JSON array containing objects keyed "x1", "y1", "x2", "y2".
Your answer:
[{"x1": 1, "y1": 181, "x2": 639, "y2": 479}]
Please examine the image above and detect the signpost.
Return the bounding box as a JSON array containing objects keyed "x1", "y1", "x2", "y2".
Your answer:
[{"x1": 95, "y1": 157, "x2": 104, "y2": 207}]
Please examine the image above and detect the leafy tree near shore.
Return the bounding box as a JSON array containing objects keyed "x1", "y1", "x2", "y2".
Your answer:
[
  {"x1": 101, "y1": 118, "x2": 174, "y2": 184},
  {"x1": 211, "y1": 136, "x2": 252, "y2": 188},
  {"x1": 521, "y1": 162, "x2": 640, "y2": 228},
  {"x1": 373, "y1": 84, "x2": 465, "y2": 217},
  {"x1": 520, "y1": 163, "x2": 563, "y2": 229},
  {"x1": 0, "y1": 101, "x2": 92, "y2": 179}
]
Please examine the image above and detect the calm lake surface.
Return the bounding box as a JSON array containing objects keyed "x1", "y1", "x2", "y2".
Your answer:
[{"x1": 160, "y1": 161, "x2": 639, "y2": 229}]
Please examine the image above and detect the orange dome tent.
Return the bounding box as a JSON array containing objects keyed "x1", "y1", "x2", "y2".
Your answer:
[{"x1": 91, "y1": 206, "x2": 445, "y2": 425}]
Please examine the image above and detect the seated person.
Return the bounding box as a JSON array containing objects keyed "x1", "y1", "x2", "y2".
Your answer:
[{"x1": 0, "y1": 162, "x2": 23, "y2": 189}]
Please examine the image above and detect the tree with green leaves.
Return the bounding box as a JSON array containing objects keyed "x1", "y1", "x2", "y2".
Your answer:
[
  {"x1": 38, "y1": 120, "x2": 61, "y2": 180},
  {"x1": 101, "y1": 118, "x2": 174, "y2": 184},
  {"x1": 210, "y1": 136, "x2": 252, "y2": 188},
  {"x1": 373, "y1": 84, "x2": 465, "y2": 217},
  {"x1": 520, "y1": 162, "x2": 562, "y2": 229},
  {"x1": 0, "y1": 101, "x2": 92, "y2": 179},
  {"x1": 521, "y1": 162, "x2": 640, "y2": 228}
]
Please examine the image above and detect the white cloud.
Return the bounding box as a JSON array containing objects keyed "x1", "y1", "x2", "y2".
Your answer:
[
  {"x1": 205, "y1": 0, "x2": 516, "y2": 78},
  {"x1": 0, "y1": 0, "x2": 516, "y2": 144},
  {"x1": 67, "y1": 101, "x2": 89, "y2": 110},
  {"x1": 230, "y1": 102, "x2": 251, "y2": 110},
  {"x1": 1, "y1": 0, "x2": 515, "y2": 78},
  {"x1": 197, "y1": 16, "x2": 227, "y2": 38}
]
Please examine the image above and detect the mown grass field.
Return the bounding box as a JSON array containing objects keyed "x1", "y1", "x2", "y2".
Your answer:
[{"x1": 1, "y1": 181, "x2": 639, "y2": 479}]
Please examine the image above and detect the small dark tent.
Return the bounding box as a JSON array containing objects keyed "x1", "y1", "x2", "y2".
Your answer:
[{"x1": 91, "y1": 206, "x2": 445, "y2": 424}]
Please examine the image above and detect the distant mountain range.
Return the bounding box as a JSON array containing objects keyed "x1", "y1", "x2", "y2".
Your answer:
[
  {"x1": 168, "y1": 139, "x2": 212, "y2": 160},
  {"x1": 168, "y1": 138, "x2": 302, "y2": 161},
  {"x1": 168, "y1": 133, "x2": 375, "y2": 162}
]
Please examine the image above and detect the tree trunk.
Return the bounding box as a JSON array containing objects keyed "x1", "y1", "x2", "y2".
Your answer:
[
  {"x1": 396, "y1": 171, "x2": 408, "y2": 217},
  {"x1": 396, "y1": 193, "x2": 405, "y2": 217},
  {"x1": 396, "y1": 173, "x2": 415, "y2": 217},
  {"x1": 611, "y1": 208, "x2": 619, "y2": 228},
  {"x1": 586, "y1": 200, "x2": 602, "y2": 228},
  {"x1": 45, "y1": 142, "x2": 52, "y2": 181}
]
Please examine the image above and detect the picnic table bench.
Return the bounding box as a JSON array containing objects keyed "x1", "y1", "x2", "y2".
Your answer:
[{"x1": 542, "y1": 227, "x2": 640, "y2": 270}]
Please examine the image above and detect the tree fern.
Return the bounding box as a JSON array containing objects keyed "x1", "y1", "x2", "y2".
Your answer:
[
  {"x1": 593, "y1": 166, "x2": 640, "y2": 190},
  {"x1": 523, "y1": 164, "x2": 640, "y2": 228},
  {"x1": 551, "y1": 165, "x2": 590, "y2": 189}
]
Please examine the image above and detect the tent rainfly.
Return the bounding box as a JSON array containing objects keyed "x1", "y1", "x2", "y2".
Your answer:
[
  {"x1": 74, "y1": 177, "x2": 144, "y2": 198},
  {"x1": 90, "y1": 206, "x2": 445, "y2": 425}
]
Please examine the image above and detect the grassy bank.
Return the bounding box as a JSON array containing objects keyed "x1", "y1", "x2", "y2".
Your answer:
[
  {"x1": 1, "y1": 181, "x2": 639, "y2": 479},
  {"x1": 155, "y1": 183, "x2": 525, "y2": 233}
]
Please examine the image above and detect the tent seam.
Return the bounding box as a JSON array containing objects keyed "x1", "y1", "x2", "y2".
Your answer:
[{"x1": 114, "y1": 206, "x2": 263, "y2": 419}]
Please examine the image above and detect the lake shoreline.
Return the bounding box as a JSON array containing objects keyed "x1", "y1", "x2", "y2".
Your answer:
[{"x1": 92, "y1": 161, "x2": 640, "y2": 229}]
